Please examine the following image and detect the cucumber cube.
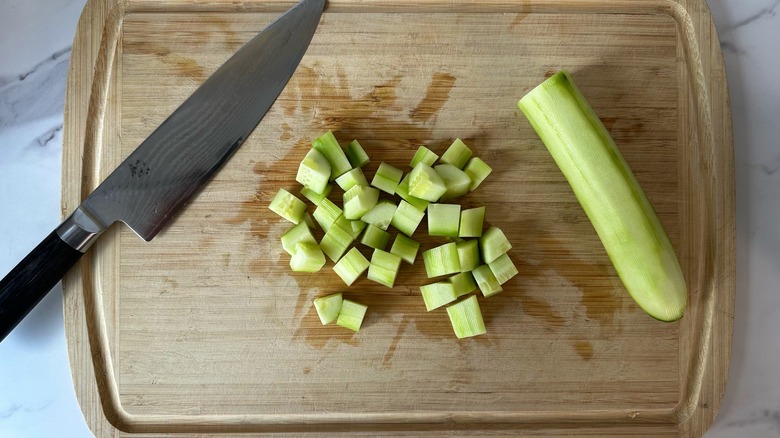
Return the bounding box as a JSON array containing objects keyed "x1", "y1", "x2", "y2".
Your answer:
[
  {"x1": 367, "y1": 249, "x2": 402, "y2": 288},
  {"x1": 360, "y1": 224, "x2": 391, "y2": 250},
  {"x1": 446, "y1": 295, "x2": 486, "y2": 338},
  {"x1": 472, "y1": 264, "x2": 503, "y2": 297},
  {"x1": 289, "y1": 242, "x2": 326, "y2": 273},
  {"x1": 459, "y1": 206, "x2": 485, "y2": 238},
  {"x1": 312, "y1": 131, "x2": 352, "y2": 179},
  {"x1": 420, "y1": 281, "x2": 458, "y2": 311},
  {"x1": 480, "y1": 226, "x2": 512, "y2": 263},
  {"x1": 434, "y1": 164, "x2": 471, "y2": 201},
  {"x1": 345, "y1": 139, "x2": 370, "y2": 168},
  {"x1": 314, "y1": 293, "x2": 343, "y2": 325},
  {"x1": 410, "y1": 145, "x2": 439, "y2": 167},
  {"x1": 463, "y1": 157, "x2": 492, "y2": 192},
  {"x1": 343, "y1": 185, "x2": 379, "y2": 220},
  {"x1": 408, "y1": 162, "x2": 447, "y2": 202},
  {"x1": 456, "y1": 239, "x2": 480, "y2": 272},
  {"x1": 371, "y1": 162, "x2": 404, "y2": 195},
  {"x1": 296, "y1": 148, "x2": 331, "y2": 194},
  {"x1": 422, "y1": 242, "x2": 461, "y2": 278},
  {"x1": 390, "y1": 234, "x2": 420, "y2": 264},
  {"x1": 428, "y1": 203, "x2": 461, "y2": 237},
  {"x1": 335, "y1": 167, "x2": 369, "y2": 191},
  {"x1": 269, "y1": 188, "x2": 306, "y2": 224},
  {"x1": 391, "y1": 200, "x2": 425, "y2": 237},
  {"x1": 439, "y1": 138, "x2": 472, "y2": 169},
  {"x1": 488, "y1": 253, "x2": 518, "y2": 285},
  {"x1": 280, "y1": 221, "x2": 316, "y2": 255},
  {"x1": 337, "y1": 299, "x2": 368, "y2": 332},
  {"x1": 333, "y1": 247, "x2": 370, "y2": 286}
]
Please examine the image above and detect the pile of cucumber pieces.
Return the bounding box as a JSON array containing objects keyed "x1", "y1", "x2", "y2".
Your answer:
[{"x1": 269, "y1": 131, "x2": 517, "y2": 338}]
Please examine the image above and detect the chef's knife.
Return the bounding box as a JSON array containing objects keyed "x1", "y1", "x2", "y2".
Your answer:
[{"x1": 0, "y1": 0, "x2": 325, "y2": 342}]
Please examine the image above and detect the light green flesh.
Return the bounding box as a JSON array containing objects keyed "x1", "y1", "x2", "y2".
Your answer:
[
  {"x1": 345, "y1": 139, "x2": 370, "y2": 168},
  {"x1": 319, "y1": 223, "x2": 354, "y2": 262},
  {"x1": 269, "y1": 189, "x2": 306, "y2": 224},
  {"x1": 422, "y1": 242, "x2": 461, "y2": 278},
  {"x1": 337, "y1": 299, "x2": 367, "y2": 332},
  {"x1": 449, "y1": 272, "x2": 478, "y2": 297},
  {"x1": 463, "y1": 157, "x2": 492, "y2": 192},
  {"x1": 420, "y1": 281, "x2": 458, "y2": 311},
  {"x1": 488, "y1": 253, "x2": 518, "y2": 285},
  {"x1": 472, "y1": 264, "x2": 503, "y2": 297},
  {"x1": 281, "y1": 221, "x2": 316, "y2": 255},
  {"x1": 459, "y1": 206, "x2": 485, "y2": 238},
  {"x1": 335, "y1": 215, "x2": 366, "y2": 239},
  {"x1": 434, "y1": 164, "x2": 471, "y2": 201},
  {"x1": 456, "y1": 239, "x2": 480, "y2": 272},
  {"x1": 391, "y1": 200, "x2": 425, "y2": 237},
  {"x1": 390, "y1": 234, "x2": 420, "y2": 264},
  {"x1": 410, "y1": 146, "x2": 439, "y2": 167},
  {"x1": 343, "y1": 185, "x2": 379, "y2": 220},
  {"x1": 335, "y1": 167, "x2": 369, "y2": 191},
  {"x1": 296, "y1": 148, "x2": 331, "y2": 194},
  {"x1": 368, "y1": 249, "x2": 401, "y2": 288},
  {"x1": 361, "y1": 200, "x2": 398, "y2": 231},
  {"x1": 360, "y1": 224, "x2": 391, "y2": 250},
  {"x1": 480, "y1": 226, "x2": 512, "y2": 264},
  {"x1": 446, "y1": 295, "x2": 486, "y2": 338},
  {"x1": 302, "y1": 212, "x2": 316, "y2": 229},
  {"x1": 314, "y1": 293, "x2": 343, "y2": 325},
  {"x1": 313, "y1": 198, "x2": 343, "y2": 232},
  {"x1": 408, "y1": 163, "x2": 447, "y2": 202},
  {"x1": 439, "y1": 138, "x2": 473, "y2": 169},
  {"x1": 371, "y1": 162, "x2": 404, "y2": 195},
  {"x1": 312, "y1": 131, "x2": 352, "y2": 179},
  {"x1": 300, "y1": 184, "x2": 332, "y2": 206},
  {"x1": 396, "y1": 174, "x2": 430, "y2": 211},
  {"x1": 333, "y1": 247, "x2": 370, "y2": 286},
  {"x1": 428, "y1": 203, "x2": 461, "y2": 237},
  {"x1": 518, "y1": 70, "x2": 687, "y2": 322},
  {"x1": 289, "y1": 242, "x2": 326, "y2": 273}
]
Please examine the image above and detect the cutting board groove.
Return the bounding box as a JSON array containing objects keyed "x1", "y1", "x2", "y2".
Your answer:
[{"x1": 62, "y1": 0, "x2": 734, "y2": 436}]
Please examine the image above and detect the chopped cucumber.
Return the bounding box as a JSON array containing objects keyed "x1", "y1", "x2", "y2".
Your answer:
[
  {"x1": 335, "y1": 215, "x2": 367, "y2": 239},
  {"x1": 391, "y1": 200, "x2": 425, "y2": 237},
  {"x1": 289, "y1": 242, "x2": 326, "y2": 273},
  {"x1": 390, "y1": 234, "x2": 420, "y2": 264},
  {"x1": 345, "y1": 139, "x2": 370, "y2": 168},
  {"x1": 434, "y1": 164, "x2": 471, "y2": 201},
  {"x1": 371, "y1": 162, "x2": 404, "y2": 195},
  {"x1": 296, "y1": 148, "x2": 331, "y2": 194},
  {"x1": 518, "y1": 70, "x2": 686, "y2": 321},
  {"x1": 396, "y1": 174, "x2": 429, "y2": 212},
  {"x1": 314, "y1": 293, "x2": 343, "y2": 325},
  {"x1": 446, "y1": 295, "x2": 486, "y2": 338},
  {"x1": 367, "y1": 249, "x2": 402, "y2": 288},
  {"x1": 320, "y1": 222, "x2": 354, "y2": 262},
  {"x1": 459, "y1": 206, "x2": 485, "y2": 238},
  {"x1": 456, "y1": 239, "x2": 480, "y2": 272},
  {"x1": 333, "y1": 247, "x2": 370, "y2": 286},
  {"x1": 302, "y1": 211, "x2": 316, "y2": 229},
  {"x1": 449, "y1": 271, "x2": 477, "y2": 297},
  {"x1": 410, "y1": 145, "x2": 439, "y2": 167},
  {"x1": 480, "y1": 226, "x2": 512, "y2": 264},
  {"x1": 472, "y1": 264, "x2": 502, "y2": 297},
  {"x1": 313, "y1": 198, "x2": 343, "y2": 232},
  {"x1": 300, "y1": 184, "x2": 332, "y2": 206},
  {"x1": 439, "y1": 138, "x2": 472, "y2": 169},
  {"x1": 420, "y1": 281, "x2": 458, "y2": 311},
  {"x1": 408, "y1": 162, "x2": 447, "y2": 202},
  {"x1": 427, "y1": 203, "x2": 461, "y2": 237},
  {"x1": 281, "y1": 221, "x2": 316, "y2": 255},
  {"x1": 269, "y1": 188, "x2": 306, "y2": 224},
  {"x1": 337, "y1": 299, "x2": 367, "y2": 332},
  {"x1": 422, "y1": 242, "x2": 461, "y2": 278},
  {"x1": 335, "y1": 167, "x2": 369, "y2": 191},
  {"x1": 342, "y1": 185, "x2": 379, "y2": 220},
  {"x1": 361, "y1": 200, "x2": 398, "y2": 231},
  {"x1": 360, "y1": 224, "x2": 391, "y2": 250},
  {"x1": 312, "y1": 130, "x2": 352, "y2": 179},
  {"x1": 488, "y1": 253, "x2": 518, "y2": 285},
  {"x1": 463, "y1": 157, "x2": 492, "y2": 192}
]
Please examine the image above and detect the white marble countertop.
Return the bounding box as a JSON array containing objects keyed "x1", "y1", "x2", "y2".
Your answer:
[{"x1": 0, "y1": 0, "x2": 777, "y2": 436}]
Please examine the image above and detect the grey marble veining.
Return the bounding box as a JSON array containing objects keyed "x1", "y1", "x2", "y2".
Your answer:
[{"x1": 1, "y1": 0, "x2": 779, "y2": 436}]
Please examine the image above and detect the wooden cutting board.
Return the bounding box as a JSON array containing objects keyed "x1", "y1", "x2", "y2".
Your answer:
[{"x1": 61, "y1": 0, "x2": 735, "y2": 436}]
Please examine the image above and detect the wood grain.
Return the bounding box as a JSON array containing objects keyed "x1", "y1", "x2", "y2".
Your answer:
[{"x1": 61, "y1": 0, "x2": 735, "y2": 436}]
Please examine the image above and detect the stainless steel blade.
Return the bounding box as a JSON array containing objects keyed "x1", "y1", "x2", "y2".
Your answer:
[{"x1": 76, "y1": 0, "x2": 324, "y2": 242}]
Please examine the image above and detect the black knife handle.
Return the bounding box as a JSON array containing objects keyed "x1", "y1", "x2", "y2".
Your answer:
[{"x1": 0, "y1": 230, "x2": 84, "y2": 342}]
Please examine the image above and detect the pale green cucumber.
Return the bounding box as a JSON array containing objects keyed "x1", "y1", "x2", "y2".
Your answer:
[
  {"x1": 518, "y1": 70, "x2": 686, "y2": 322},
  {"x1": 446, "y1": 295, "x2": 486, "y2": 338},
  {"x1": 314, "y1": 293, "x2": 343, "y2": 324}
]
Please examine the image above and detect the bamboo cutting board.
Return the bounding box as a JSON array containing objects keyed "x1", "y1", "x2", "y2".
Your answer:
[{"x1": 61, "y1": 0, "x2": 734, "y2": 436}]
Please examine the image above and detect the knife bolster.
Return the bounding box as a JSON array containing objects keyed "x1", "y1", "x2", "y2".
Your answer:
[{"x1": 57, "y1": 207, "x2": 106, "y2": 253}]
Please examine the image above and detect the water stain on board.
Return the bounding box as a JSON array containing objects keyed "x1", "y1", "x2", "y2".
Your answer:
[
  {"x1": 134, "y1": 43, "x2": 206, "y2": 81},
  {"x1": 573, "y1": 340, "x2": 594, "y2": 360},
  {"x1": 226, "y1": 66, "x2": 461, "y2": 351}
]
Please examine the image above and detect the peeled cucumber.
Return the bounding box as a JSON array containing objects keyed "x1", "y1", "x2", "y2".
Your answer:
[{"x1": 518, "y1": 70, "x2": 686, "y2": 322}]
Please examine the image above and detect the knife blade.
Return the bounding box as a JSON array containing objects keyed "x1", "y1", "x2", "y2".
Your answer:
[{"x1": 0, "y1": 0, "x2": 325, "y2": 342}]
